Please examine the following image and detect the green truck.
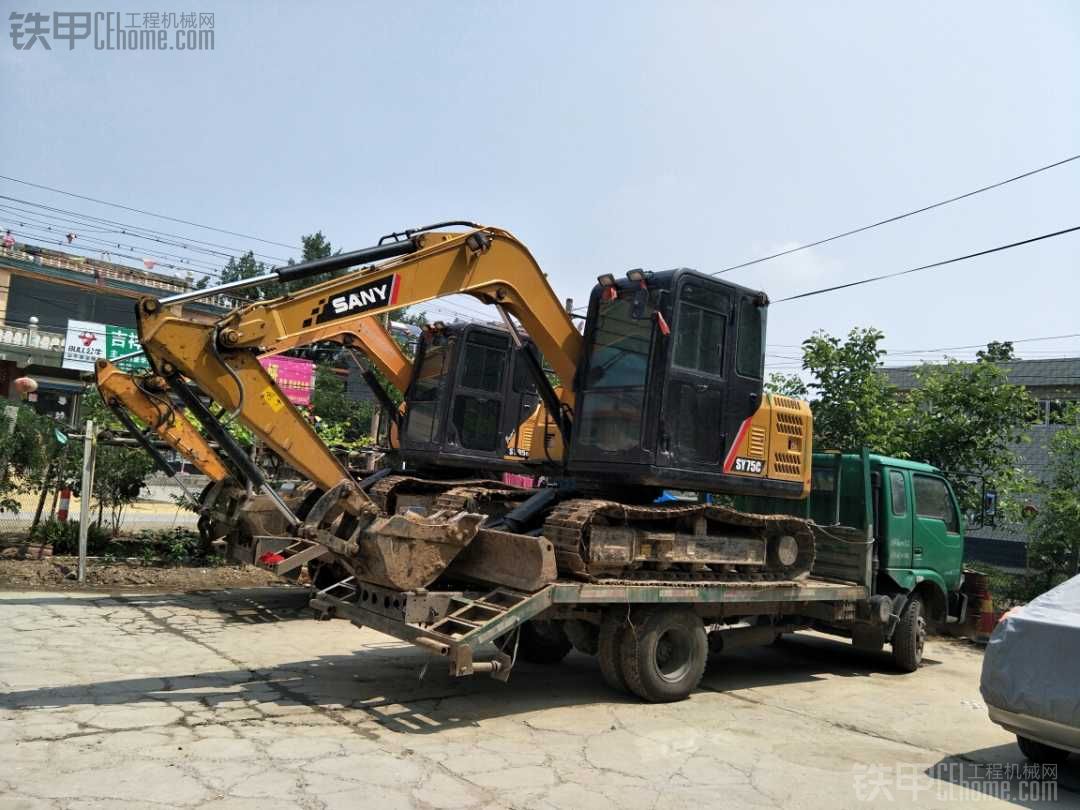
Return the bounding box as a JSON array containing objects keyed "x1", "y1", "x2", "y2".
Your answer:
[
  {"x1": 308, "y1": 449, "x2": 971, "y2": 701},
  {"x1": 740, "y1": 449, "x2": 970, "y2": 671}
]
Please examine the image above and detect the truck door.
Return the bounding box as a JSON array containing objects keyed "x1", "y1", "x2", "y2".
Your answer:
[
  {"x1": 912, "y1": 474, "x2": 964, "y2": 587},
  {"x1": 883, "y1": 469, "x2": 913, "y2": 568},
  {"x1": 661, "y1": 278, "x2": 732, "y2": 468}
]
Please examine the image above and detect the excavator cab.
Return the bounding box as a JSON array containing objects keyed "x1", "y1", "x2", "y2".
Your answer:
[
  {"x1": 570, "y1": 269, "x2": 810, "y2": 498},
  {"x1": 398, "y1": 322, "x2": 541, "y2": 473}
]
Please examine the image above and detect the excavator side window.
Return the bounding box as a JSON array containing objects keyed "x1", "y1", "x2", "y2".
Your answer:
[
  {"x1": 735, "y1": 296, "x2": 765, "y2": 379},
  {"x1": 673, "y1": 284, "x2": 728, "y2": 376}
]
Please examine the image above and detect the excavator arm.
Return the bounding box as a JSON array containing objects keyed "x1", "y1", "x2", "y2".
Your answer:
[
  {"x1": 95, "y1": 360, "x2": 230, "y2": 482},
  {"x1": 96, "y1": 309, "x2": 414, "y2": 489},
  {"x1": 134, "y1": 225, "x2": 581, "y2": 501}
]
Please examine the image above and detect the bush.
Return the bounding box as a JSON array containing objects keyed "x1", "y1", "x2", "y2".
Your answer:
[
  {"x1": 134, "y1": 527, "x2": 203, "y2": 563},
  {"x1": 30, "y1": 519, "x2": 112, "y2": 556}
]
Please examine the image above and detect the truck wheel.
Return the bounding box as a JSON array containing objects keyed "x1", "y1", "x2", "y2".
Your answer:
[
  {"x1": 891, "y1": 595, "x2": 926, "y2": 672},
  {"x1": 518, "y1": 620, "x2": 573, "y2": 665},
  {"x1": 598, "y1": 612, "x2": 629, "y2": 693},
  {"x1": 620, "y1": 608, "x2": 707, "y2": 703},
  {"x1": 1017, "y1": 735, "x2": 1072, "y2": 764},
  {"x1": 563, "y1": 619, "x2": 599, "y2": 656}
]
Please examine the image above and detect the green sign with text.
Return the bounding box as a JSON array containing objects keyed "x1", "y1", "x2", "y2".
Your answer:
[{"x1": 105, "y1": 325, "x2": 149, "y2": 371}]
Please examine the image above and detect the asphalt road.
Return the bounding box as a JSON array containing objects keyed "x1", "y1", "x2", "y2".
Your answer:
[{"x1": 1, "y1": 587, "x2": 1076, "y2": 809}]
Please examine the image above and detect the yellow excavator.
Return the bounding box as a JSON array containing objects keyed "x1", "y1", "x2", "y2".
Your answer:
[
  {"x1": 132, "y1": 222, "x2": 814, "y2": 595},
  {"x1": 98, "y1": 304, "x2": 551, "y2": 569}
]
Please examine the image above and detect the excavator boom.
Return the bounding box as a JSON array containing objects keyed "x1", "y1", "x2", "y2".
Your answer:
[{"x1": 135, "y1": 226, "x2": 580, "y2": 498}]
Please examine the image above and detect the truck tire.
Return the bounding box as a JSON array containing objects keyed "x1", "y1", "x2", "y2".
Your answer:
[
  {"x1": 563, "y1": 619, "x2": 599, "y2": 656},
  {"x1": 619, "y1": 608, "x2": 707, "y2": 703},
  {"x1": 598, "y1": 613, "x2": 629, "y2": 694},
  {"x1": 518, "y1": 620, "x2": 572, "y2": 665},
  {"x1": 891, "y1": 595, "x2": 926, "y2": 672},
  {"x1": 1017, "y1": 735, "x2": 1072, "y2": 764}
]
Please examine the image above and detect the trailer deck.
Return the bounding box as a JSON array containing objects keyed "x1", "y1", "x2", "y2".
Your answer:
[{"x1": 310, "y1": 575, "x2": 868, "y2": 679}]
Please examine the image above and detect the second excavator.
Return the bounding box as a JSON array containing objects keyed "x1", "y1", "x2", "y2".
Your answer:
[{"x1": 132, "y1": 223, "x2": 815, "y2": 592}]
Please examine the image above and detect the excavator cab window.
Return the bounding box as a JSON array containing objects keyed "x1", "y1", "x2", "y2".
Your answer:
[
  {"x1": 735, "y1": 295, "x2": 766, "y2": 379},
  {"x1": 449, "y1": 330, "x2": 510, "y2": 453},
  {"x1": 575, "y1": 295, "x2": 655, "y2": 455},
  {"x1": 403, "y1": 334, "x2": 449, "y2": 446}
]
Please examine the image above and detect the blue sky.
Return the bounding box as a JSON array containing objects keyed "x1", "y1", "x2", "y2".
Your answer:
[{"x1": 4, "y1": 1, "x2": 1079, "y2": 372}]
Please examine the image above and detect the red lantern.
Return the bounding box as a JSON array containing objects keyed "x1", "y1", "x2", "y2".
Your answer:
[{"x1": 13, "y1": 376, "x2": 38, "y2": 396}]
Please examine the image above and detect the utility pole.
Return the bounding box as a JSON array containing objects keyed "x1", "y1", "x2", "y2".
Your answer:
[{"x1": 77, "y1": 420, "x2": 98, "y2": 584}]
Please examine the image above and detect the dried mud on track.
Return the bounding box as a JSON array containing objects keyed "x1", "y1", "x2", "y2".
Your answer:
[{"x1": 0, "y1": 556, "x2": 283, "y2": 590}]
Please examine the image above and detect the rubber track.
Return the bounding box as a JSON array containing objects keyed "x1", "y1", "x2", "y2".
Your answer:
[
  {"x1": 542, "y1": 498, "x2": 816, "y2": 581},
  {"x1": 368, "y1": 474, "x2": 516, "y2": 514}
]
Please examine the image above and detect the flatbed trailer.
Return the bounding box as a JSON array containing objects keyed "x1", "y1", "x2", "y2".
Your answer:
[
  {"x1": 311, "y1": 575, "x2": 868, "y2": 674},
  {"x1": 296, "y1": 449, "x2": 972, "y2": 702},
  {"x1": 305, "y1": 521, "x2": 880, "y2": 702}
]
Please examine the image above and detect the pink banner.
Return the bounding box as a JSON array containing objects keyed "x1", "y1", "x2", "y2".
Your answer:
[{"x1": 258, "y1": 355, "x2": 315, "y2": 406}]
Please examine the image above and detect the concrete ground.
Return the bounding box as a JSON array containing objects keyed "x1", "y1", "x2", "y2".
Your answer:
[{"x1": 1, "y1": 588, "x2": 1076, "y2": 810}]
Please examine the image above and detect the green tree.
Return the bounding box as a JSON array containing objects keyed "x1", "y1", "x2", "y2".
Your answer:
[
  {"x1": 0, "y1": 405, "x2": 63, "y2": 513},
  {"x1": 220, "y1": 251, "x2": 277, "y2": 300},
  {"x1": 310, "y1": 362, "x2": 375, "y2": 444},
  {"x1": 976, "y1": 341, "x2": 1017, "y2": 363},
  {"x1": 800, "y1": 327, "x2": 904, "y2": 454},
  {"x1": 59, "y1": 391, "x2": 157, "y2": 533},
  {"x1": 764, "y1": 372, "x2": 808, "y2": 399},
  {"x1": 791, "y1": 329, "x2": 1037, "y2": 516},
  {"x1": 1027, "y1": 403, "x2": 1080, "y2": 581},
  {"x1": 902, "y1": 358, "x2": 1037, "y2": 515}
]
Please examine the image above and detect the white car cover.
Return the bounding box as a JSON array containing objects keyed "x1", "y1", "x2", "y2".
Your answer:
[{"x1": 980, "y1": 573, "x2": 1080, "y2": 728}]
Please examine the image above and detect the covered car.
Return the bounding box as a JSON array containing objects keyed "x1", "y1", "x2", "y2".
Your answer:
[{"x1": 980, "y1": 574, "x2": 1080, "y2": 763}]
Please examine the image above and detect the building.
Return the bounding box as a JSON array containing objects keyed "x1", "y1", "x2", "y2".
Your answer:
[
  {"x1": 0, "y1": 241, "x2": 228, "y2": 422},
  {"x1": 881, "y1": 357, "x2": 1080, "y2": 568}
]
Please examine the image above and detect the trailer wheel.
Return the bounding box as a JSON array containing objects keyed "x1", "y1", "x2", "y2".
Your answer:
[
  {"x1": 597, "y1": 612, "x2": 629, "y2": 693},
  {"x1": 620, "y1": 608, "x2": 707, "y2": 703},
  {"x1": 891, "y1": 595, "x2": 926, "y2": 672},
  {"x1": 518, "y1": 620, "x2": 573, "y2": 665}
]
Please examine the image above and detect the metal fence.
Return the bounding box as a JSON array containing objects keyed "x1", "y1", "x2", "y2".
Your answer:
[{"x1": 0, "y1": 473, "x2": 201, "y2": 536}]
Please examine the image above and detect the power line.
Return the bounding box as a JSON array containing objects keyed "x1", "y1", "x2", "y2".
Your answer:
[
  {"x1": 0, "y1": 202, "x2": 240, "y2": 267},
  {"x1": 775, "y1": 224, "x2": 1080, "y2": 303},
  {"x1": 3, "y1": 219, "x2": 226, "y2": 274},
  {"x1": 0, "y1": 194, "x2": 292, "y2": 264},
  {"x1": 712, "y1": 152, "x2": 1080, "y2": 276},
  {"x1": 0, "y1": 175, "x2": 300, "y2": 251},
  {"x1": 768, "y1": 332, "x2": 1080, "y2": 360}
]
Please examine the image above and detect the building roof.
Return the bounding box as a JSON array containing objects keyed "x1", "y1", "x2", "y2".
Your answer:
[{"x1": 880, "y1": 356, "x2": 1080, "y2": 391}]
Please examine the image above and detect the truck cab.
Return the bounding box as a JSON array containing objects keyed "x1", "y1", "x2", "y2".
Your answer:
[
  {"x1": 740, "y1": 450, "x2": 968, "y2": 669},
  {"x1": 808, "y1": 452, "x2": 965, "y2": 616}
]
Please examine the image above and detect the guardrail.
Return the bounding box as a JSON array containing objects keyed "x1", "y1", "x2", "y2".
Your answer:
[{"x1": 0, "y1": 322, "x2": 65, "y2": 352}]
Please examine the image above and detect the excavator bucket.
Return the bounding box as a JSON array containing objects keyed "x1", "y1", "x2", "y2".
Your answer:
[
  {"x1": 300, "y1": 482, "x2": 487, "y2": 591},
  {"x1": 354, "y1": 511, "x2": 486, "y2": 591}
]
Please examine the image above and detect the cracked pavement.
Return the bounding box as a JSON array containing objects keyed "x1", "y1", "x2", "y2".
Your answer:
[{"x1": 1, "y1": 588, "x2": 1076, "y2": 809}]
